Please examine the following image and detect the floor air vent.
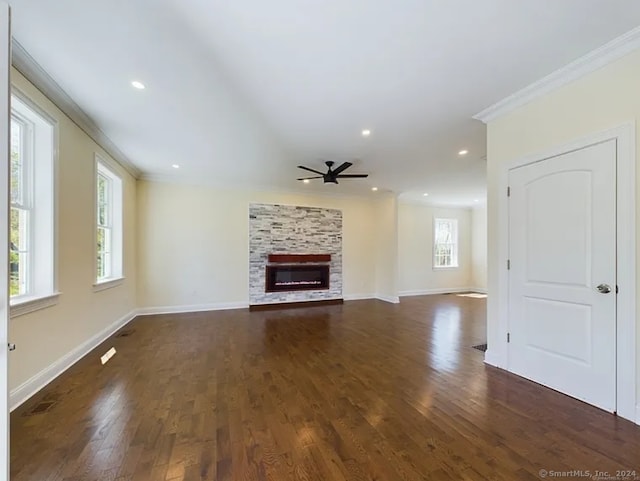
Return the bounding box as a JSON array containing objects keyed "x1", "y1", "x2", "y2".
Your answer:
[
  {"x1": 472, "y1": 343, "x2": 488, "y2": 352},
  {"x1": 24, "y1": 400, "x2": 56, "y2": 416},
  {"x1": 115, "y1": 329, "x2": 134, "y2": 338}
]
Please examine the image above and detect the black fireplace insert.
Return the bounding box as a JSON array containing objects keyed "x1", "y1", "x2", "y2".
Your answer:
[{"x1": 265, "y1": 265, "x2": 330, "y2": 292}]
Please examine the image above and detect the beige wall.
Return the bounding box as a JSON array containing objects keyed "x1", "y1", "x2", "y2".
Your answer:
[
  {"x1": 9, "y1": 69, "x2": 137, "y2": 393},
  {"x1": 471, "y1": 206, "x2": 487, "y2": 290},
  {"x1": 136, "y1": 181, "x2": 387, "y2": 308},
  {"x1": 397, "y1": 203, "x2": 472, "y2": 294},
  {"x1": 486, "y1": 50, "x2": 640, "y2": 405},
  {"x1": 374, "y1": 193, "x2": 399, "y2": 301}
]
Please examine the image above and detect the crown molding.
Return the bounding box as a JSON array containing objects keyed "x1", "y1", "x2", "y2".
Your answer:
[
  {"x1": 11, "y1": 40, "x2": 141, "y2": 178},
  {"x1": 473, "y1": 26, "x2": 640, "y2": 124}
]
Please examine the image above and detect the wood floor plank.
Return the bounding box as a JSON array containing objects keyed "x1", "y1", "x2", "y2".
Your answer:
[{"x1": 9, "y1": 295, "x2": 640, "y2": 480}]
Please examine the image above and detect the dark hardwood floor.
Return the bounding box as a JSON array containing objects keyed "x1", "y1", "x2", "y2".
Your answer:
[{"x1": 9, "y1": 295, "x2": 640, "y2": 480}]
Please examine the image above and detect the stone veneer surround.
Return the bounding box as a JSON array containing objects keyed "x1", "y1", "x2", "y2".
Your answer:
[{"x1": 249, "y1": 203, "x2": 342, "y2": 305}]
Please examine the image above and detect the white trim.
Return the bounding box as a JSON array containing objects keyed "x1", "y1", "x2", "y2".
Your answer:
[
  {"x1": 343, "y1": 293, "x2": 376, "y2": 301},
  {"x1": 636, "y1": 404, "x2": 640, "y2": 425},
  {"x1": 10, "y1": 40, "x2": 140, "y2": 178},
  {"x1": 93, "y1": 277, "x2": 125, "y2": 292},
  {"x1": 399, "y1": 287, "x2": 479, "y2": 297},
  {"x1": 470, "y1": 287, "x2": 487, "y2": 294},
  {"x1": 474, "y1": 26, "x2": 640, "y2": 123},
  {"x1": 94, "y1": 155, "x2": 123, "y2": 283},
  {"x1": 12, "y1": 86, "x2": 60, "y2": 297},
  {"x1": 10, "y1": 292, "x2": 60, "y2": 318},
  {"x1": 9, "y1": 309, "x2": 137, "y2": 411},
  {"x1": 483, "y1": 350, "x2": 502, "y2": 368},
  {"x1": 136, "y1": 302, "x2": 249, "y2": 316},
  {"x1": 375, "y1": 295, "x2": 400, "y2": 304},
  {"x1": 0, "y1": 5, "x2": 10, "y2": 479},
  {"x1": 494, "y1": 122, "x2": 636, "y2": 423}
]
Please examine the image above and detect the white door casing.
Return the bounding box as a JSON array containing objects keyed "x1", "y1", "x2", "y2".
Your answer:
[
  {"x1": 487, "y1": 123, "x2": 636, "y2": 423},
  {"x1": 0, "y1": 2, "x2": 9, "y2": 480},
  {"x1": 508, "y1": 140, "x2": 616, "y2": 412}
]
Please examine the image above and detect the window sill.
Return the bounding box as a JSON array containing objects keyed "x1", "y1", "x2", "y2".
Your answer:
[
  {"x1": 433, "y1": 266, "x2": 459, "y2": 271},
  {"x1": 93, "y1": 277, "x2": 125, "y2": 292},
  {"x1": 10, "y1": 292, "x2": 61, "y2": 318}
]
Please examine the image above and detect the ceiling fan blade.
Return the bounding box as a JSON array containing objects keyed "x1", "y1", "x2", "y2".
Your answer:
[
  {"x1": 331, "y1": 162, "x2": 353, "y2": 176},
  {"x1": 298, "y1": 165, "x2": 325, "y2": 175},
  {"x1": 335, "y1": 174, "x2": 369, "y2": 178},
  {"x1": 297, "y1": 176, "x2": 323, "y2": 180}
]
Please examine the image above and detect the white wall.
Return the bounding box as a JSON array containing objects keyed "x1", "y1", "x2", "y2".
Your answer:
[
  {"x1": 136, "y1": 181, "x2": 392, "y2": 309},
  {"x1": 9, "y1": 69, "x2": 137, "y2": 399},
  {"x1": 485, "y1": 49, "x2": 640, "y2": 412},
  {"x1": 471, "y1": 206, "x2": 487, "y2": 291},
  {"x1": 397, "y1": 203, "x2": 472, "y2": 295}
]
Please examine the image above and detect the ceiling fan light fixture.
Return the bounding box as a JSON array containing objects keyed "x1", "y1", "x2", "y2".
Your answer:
[
  {"x1": 303, "y1": 179, "x2": 310, "y2": 183},
  {"x1": 297, "y1": 161, "x2": 369, "y2": 184}
]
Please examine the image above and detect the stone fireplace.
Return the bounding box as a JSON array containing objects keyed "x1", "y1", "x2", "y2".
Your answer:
[{"x1": 249, "y1": 203, "x2": 342, "y2": 307}]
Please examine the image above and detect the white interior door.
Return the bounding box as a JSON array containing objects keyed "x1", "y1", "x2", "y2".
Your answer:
[
  {"x1": 508, "y1": 139, "x2": 617, "y2": 412},
  {"x1": 0, "y1": 3, "x2": 9, "y2": 480}
]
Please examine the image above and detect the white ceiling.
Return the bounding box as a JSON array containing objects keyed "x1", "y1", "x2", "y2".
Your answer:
[{"x1": 8, "y1": 0, "x2": 640, "y2": 206}]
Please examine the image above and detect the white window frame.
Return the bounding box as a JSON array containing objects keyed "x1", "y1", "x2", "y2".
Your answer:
[
  {"x1": 94, "y1": 155, "x2": 123, "y2": 291},
  {"x1": 433, "y1": 218, "x2": 459, "y2": 269},
  {"x1": 9, "y1": 91, "x2": 59, "y2": 318}
]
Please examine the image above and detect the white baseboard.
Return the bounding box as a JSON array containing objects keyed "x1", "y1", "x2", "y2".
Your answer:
[
  {"x1": 483, "y1": 350, "x2": 504, "y2": 369},
  {"x1": 343, "y1": 293, "x2": 376, "y2": 301},
  {"x1": 399, "y1": 287, "x2": 479, "y2": 297},
  {"x1": 636, "y1": 404, "x2": 640, "y2": 426},
  {"x1": 136, "y1": 301, "x2": 249, "y2": 316},
  {"x1": 376, "y1": 295, "x2": 400, "y2": 304},
  {"x1": 470, "y1": 287, "x2": 487, "y2": 294},
  {"x1": 10, "y1": 309, "x2": 137, "y2": 411}
]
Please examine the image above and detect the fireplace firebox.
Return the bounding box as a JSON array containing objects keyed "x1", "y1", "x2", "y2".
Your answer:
[{"x1": 265, "y1": 265, "x2": 330, "y2": 292}]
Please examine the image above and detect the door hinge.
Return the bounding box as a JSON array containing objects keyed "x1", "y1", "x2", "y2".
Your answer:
[
  {"x1": 507, "y1": 186, "x2": 511, "y2": 197},
  {"x1": 507, "y1": 333, "x2": 510, "y2": 343},
  {"x1": 616, "y1": 285, "x2": 619, "y2": 294},
  {"x1": 507, "y1": 259, "x2": 511, "y2": 270}
]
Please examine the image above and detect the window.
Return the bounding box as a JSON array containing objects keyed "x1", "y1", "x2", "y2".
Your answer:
[
  {"x1": 95, "y1": 157, "x2": 123, "y2": 287},
  {"x1": 433, "y1": 218, "x2": 458, "y2": 268},
  {"x1": 10, "y1": 94, "x2": 56, "y2": 314}
]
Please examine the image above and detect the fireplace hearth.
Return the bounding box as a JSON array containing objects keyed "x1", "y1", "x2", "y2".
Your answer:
[{"x1": 265, "y1": 265, "x2": 330, "y2": 292}]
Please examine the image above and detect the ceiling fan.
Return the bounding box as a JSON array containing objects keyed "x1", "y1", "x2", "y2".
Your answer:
[{"x1": 297, "y1": 161, "x2": 369, "y2": 184}]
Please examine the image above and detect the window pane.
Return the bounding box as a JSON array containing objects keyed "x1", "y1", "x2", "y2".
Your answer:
[
  {"x1": 97, "y1": 226, "x2": 112, "y2": 280},
  {"x1": 98, "y1": 174, "x2": 107, "y2": 204},
  {"x1": 10, "y1": 119, "x2": 22, "y2": 205},
  {"x1": 434, "y1": 218, "x2": 457, "y2": 268},
  {"x1": 10, "y1": 207, "x2": 28, "y2": 296},
  {"x1": 98, "y1": 201, "x2": 106, "y2": 226}
]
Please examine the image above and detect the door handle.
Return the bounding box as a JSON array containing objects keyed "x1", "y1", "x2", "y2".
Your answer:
[{"x1": 596, "y1": 284, "x2": 611, "y2": 294}]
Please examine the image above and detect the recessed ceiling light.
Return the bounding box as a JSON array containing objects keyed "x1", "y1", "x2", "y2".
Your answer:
[
  {"x1": 303, "y1": 179, "x2": 310, "y2": 184},
  {"x1": 474, "y1": 199, "x2": 479, "y2": 202},
  {"x1": 458, "y1": 149, "x2": 468, "y2": 156},
  {"x1": 371, "y1": 187, "x2": 378, "y2": 191},
  {"x1": 362, "y1": 129, "x2": 371, "y2": 137},
  {"x1": 171, "y1": 164, "x2": 180, "y2": 169},
  {"x1": 131, "y1": 80, "x2": 146, "y2": 90},
  {"x1": 423, "y1": 193, "x2": 429, "y2": 197}
]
